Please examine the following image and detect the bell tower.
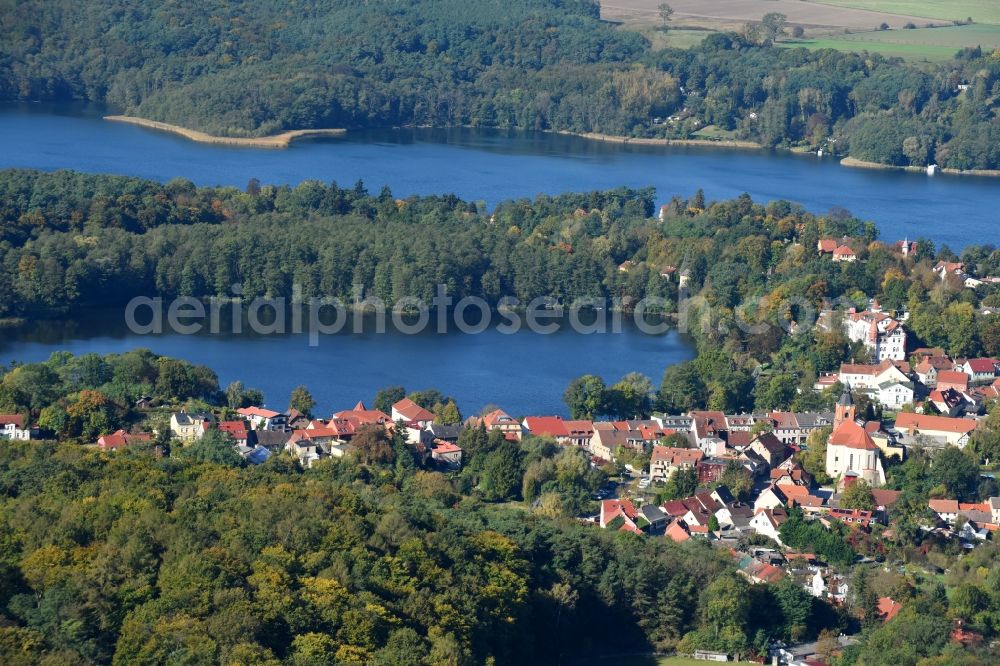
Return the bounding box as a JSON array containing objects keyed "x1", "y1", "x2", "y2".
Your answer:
[{"x1": 835, "y1": 388, "x2": 855, "y2": 428}]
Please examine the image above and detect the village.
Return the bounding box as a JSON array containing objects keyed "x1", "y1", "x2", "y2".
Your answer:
[{"x1": 2, "y1": 231, "x2": 1000, "y2": 664}]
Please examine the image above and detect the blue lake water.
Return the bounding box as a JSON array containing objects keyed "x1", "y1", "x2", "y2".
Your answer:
[
  {"x1": 0, "y1": 312, "x2": 690, "y2": 418},
  {"x1": 2, "y1": 103, "x2": 997, "y2": 249},
  {"x1": 0, "y1": 102, "x2": 997, "y2": 416}
]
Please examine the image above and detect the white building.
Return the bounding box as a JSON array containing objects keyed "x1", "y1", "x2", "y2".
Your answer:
[
  {"x1": 844, "y1": 306, "x2": 907, "y2": 361},
  {"x1": 0, "y1": 414, "x2": 30, "y2": 440},
  {"x1": 825, "y1": 391, "x2": 885, "y2": 486}
]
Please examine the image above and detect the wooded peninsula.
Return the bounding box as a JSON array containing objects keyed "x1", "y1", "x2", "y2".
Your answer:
[{"x1": 2, "y1": 0, "x2": 998, "y2": 170}]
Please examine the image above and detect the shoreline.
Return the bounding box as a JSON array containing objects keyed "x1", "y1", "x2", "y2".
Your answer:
[
  {"x1": 841, "y1": 156, "x2": 1000, "y2": 178},
  {"x1": 104, "y1": 115, "x2": 346, "y2": 148},
  {"x1": 103, "y1": 115, "x2": 1000, "y2": 177},
  {"x1": 550, "y1": 129, "x2": 763, "y2": 150}
]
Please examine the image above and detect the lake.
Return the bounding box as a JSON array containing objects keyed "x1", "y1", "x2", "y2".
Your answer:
[
  {"x1": 1, "y1": 103, "x2": 998, "y2": 249},
  {"x1": 0, "y1": 103, "x2": 997, "y2": 416},
  {"x1": 0, "y1": 311, "x2": 692, "y2": 418}
]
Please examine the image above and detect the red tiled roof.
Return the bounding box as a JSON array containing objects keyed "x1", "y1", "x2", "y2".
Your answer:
[
  {"x1": 392, "y1": 398, "x2": 435, "y2": 423},
  {"x1": 0, "y1": 414, "x2": 24, "y2": 427},
  {"x1": 97, "y1": 429, "x2": 151, "y2": 450},
  {"x1": 651, "y1": 445, "x2": 703, "y2": 466},
  {"x1": 937, "y1": 370, "x2": 969, "y2": 388},
  {"x1": 433, "y1": 441, "x2": 462, "y2": 454},
  {"x1": 828, "y1": 420, "x2": 879, "y2": 451},
  {"x1": 237, "y1": 406, "x2": 282, "y2": 419},
  {"x1": 895, "y1": 413, "x2": 978, "y2": 435},
  {"x1": 965, "y1": 358, "x2": 998, "y2": 374},
  {"x1": 877, "y1": 597, "x2": 902, "y2": 622},
  {"x1": 523, "y1": 416, "x2": 570, "y2": 438}
]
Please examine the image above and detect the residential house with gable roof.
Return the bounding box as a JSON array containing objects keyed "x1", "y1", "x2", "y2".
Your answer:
[
  {"x1": 391, "y1": 398, "x2": 435, "y2": 427},
  {"x1": 236, "y1": 406, "x2": 288, "y2": 432},
  {"x1": 97, "y1": 429, "x2": 151, "y2": 451},
  {"x1": 649, "y1": 445, "x2": 703, "y2": 482},
  {"x1": 894, "y1": 413, "x2": 978, "y2": 448},
  {"x1": 0, "y1": 414, "x2": 30, "y2": 440},
  {"x1": 961, "y1": 358, "x2": 1000, "y2": 384}
]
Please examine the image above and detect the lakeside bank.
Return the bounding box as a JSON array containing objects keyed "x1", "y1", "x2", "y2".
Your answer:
[
  {"x1": 841, "y1": 156, "x2": 1000, "y2": 178},
  {"x1": 104, "y1": 116, "x2": 346, "y2": 148}
]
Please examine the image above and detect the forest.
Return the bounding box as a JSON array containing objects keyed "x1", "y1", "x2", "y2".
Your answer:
[
  {"x1": 1, "y1": 1, "x2": 999, "y2": 169},
  {"x1": 0, "y1": 431, "x2": 844, "y2": 665}
]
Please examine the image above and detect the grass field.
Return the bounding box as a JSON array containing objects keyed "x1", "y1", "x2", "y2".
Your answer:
[
  {"x1": 783, "y1": 23, "x2": 1000, "y2": 60},
  {"x1": 809, "y1": 1, "x2": 1000, "y2": 26}
]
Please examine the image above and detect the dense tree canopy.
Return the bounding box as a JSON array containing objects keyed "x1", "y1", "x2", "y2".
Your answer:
[{"x1": 1, "y1": 1, "x2": 999, "y2": 168}]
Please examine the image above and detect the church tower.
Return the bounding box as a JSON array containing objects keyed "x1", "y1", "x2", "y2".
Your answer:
[{"x1": 835, "y1": 388, "x2": 856, "y2": 428}]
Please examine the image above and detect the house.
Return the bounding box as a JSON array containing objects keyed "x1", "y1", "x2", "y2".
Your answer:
[
  {"x1": 825, "y1": 391, "x2": 886, "y2": 486},
  {"x1": 285, "y1": 439, "x2": 321, "y2": 468},
  {"x1": 333, "y1": 402, "x2": 392, "y2": 429},
  {"x1": 599, "y1": 499, "x2": 643, "y2": 533},
  {"x1": 689, "y1": 411, "x2": 728, "y2": 456},
  {"x1": 391, "y1": 398, "x2": 435, "y2": 426},
  {"x1": 97, "y1": 429, "x2": 151, "y2": 451},
  {"x1": 827, "y1": 507, "x2": 873, "y2": 530},
  {"x1": 665, "y1": 520, "x2": 691, "y2": 542},
  {"x1": 236, "y1": 406, "x2": 288, "y2": 432},
  {"x1": 877, "y1": 598, "x2": 902, "y2": 623},
  {"x1": 748, "y1": 432, "x2": 789, "y2": 467},
  {"x1": 217, "y1": 420, "x2": 252, "y2": 446},
  {"x1": 697, "y1": 457, "x2": 731, "y2": 485},
  {"x1": 431, "y1": 441, "x2": 462, "y2": 468},
  {"x1": 838, "y1": 360, "x2": 913, "y2": 408},
  {"x1": 961, "y1": 358, "x2": 1000, "y2": 384},
  {"x1": 844, "y1": 308, "x2": 907, "y2": 361},
  {"x1": 750, "y1": 508, "x2": 788, "y2": 544},
  {"x1": 649, "y1": 445, "x2": 703, "y2": 482},
  {"x1": 523, "y1": 416, "x2": 569, "y2": 440},
  {"x1": 927, "y1": 388, "x2": 972, "y2": 417},
  {"x1": 169, "y1": 412, "x2": 213, "y2": 442},
  {"x1": 990, "y1": 497, "x2": 1000, "y2": 524},
  {"x1": 0, "y1": 414, "x2": 30, "y2": 441},
  {"x1": 817, "y1": 238, "x2": 839, "y2": 254},
  {"x1": 893, "y1": 413, "x2": 978, "y2": 448},
  {"x1": 641, "y1": 504, "x2": 669, "y2": 533},
  {"x1": 832, "y1": 245, "x2": 857, "y2": 262},
  {"x1": 934, "y1": 261, "x2": 965, "y2": 281},
  {"x1": 914, "y1": 355, "x2": 954, "y2": 386},
  {"x1": 481, "y1": 408, "x2": 523, "y2": 440},
  {"x1": 937, "y1": 370, "x2": 970, "y2": 392},
  {"x1": 589, "y1": 427, "x2": 631, "y2": 462},
  {"x1": 768, "y1": 411, "x2": 834, "y2": 445},
  {"x1": 426, "y1": 422, "x2": 463, "y2": 442}
]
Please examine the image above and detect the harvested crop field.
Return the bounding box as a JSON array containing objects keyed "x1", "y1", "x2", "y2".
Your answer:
[
  {"x1": 602, "y1": 0, "x2": 949, "y2": 31},
  {"x1": 810, "y1": 1, "x2": 1000, "y2": 26}
]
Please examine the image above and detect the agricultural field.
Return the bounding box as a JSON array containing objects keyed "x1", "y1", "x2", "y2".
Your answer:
[
  {"x1": 783, "y1": 23, "x2": 1000, "y2": 61},
  {"x1": 602, "y1": 0, "x2": 949, "y2": 31},
  {"x1": 809, "y1": 1, "x2": 1000, "y2": 26}
]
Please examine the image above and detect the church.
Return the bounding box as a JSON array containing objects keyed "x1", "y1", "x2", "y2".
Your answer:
[{"x1": 825, "y1": 390, "x2": 886, "y2": 487}]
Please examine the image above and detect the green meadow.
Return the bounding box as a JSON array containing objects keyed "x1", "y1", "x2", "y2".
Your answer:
[{"x1": 783, "y1": 24, "x2": 1000, "y2": 60}]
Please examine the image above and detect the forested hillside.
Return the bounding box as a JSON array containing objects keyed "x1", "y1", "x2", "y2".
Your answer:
[
  {"x1": 0, "y1": 439, "x2": 835, "y2": 664},
  {"x1": 1, "y1": 1, "x2": 998, "y2": 168}
]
